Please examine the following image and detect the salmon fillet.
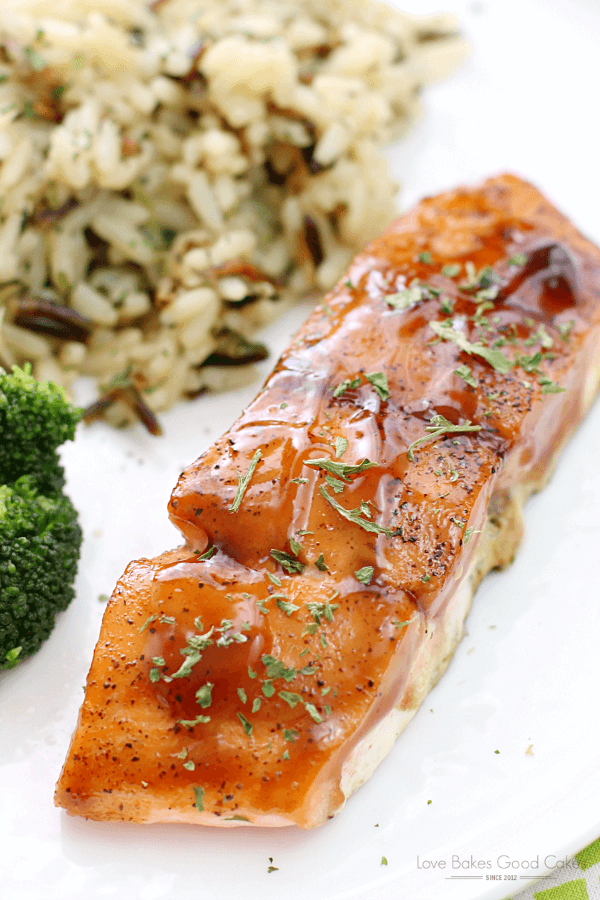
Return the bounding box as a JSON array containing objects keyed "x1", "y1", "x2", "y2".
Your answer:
[{"x1": 56, "y1": 174, "x2": 600, "y2": 828}]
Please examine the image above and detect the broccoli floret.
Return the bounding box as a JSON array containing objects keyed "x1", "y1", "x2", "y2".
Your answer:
[
  {"x1": 0, "y1": 365, "x2": 81, "y2": 492},
  {"x1": 0, "y1": 366, "x2": 82, "y2": 669}
]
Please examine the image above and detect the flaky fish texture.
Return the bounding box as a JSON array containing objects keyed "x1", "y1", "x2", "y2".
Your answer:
[{"x1": 56, "y1": 174, "x2": 600, "y2": 828}]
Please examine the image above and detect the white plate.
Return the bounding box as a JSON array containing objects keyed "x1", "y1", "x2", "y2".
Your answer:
[{"x1": 2, "y1": 1, "x2": 600, "y2": 898}]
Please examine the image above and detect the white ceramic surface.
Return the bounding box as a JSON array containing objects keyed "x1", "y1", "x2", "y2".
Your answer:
[{"x1": 2, "y1": 1, "x2": 600, "y2": 898}]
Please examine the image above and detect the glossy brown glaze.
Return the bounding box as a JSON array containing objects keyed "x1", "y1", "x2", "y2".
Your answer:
[{"x1": 56, "y1": 174, "x2": 600, "y2": 827}]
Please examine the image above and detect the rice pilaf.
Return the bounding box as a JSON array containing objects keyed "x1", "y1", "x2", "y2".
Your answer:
[{"x1": 0, "y1": 0, "x2": 466, "y2": 429}]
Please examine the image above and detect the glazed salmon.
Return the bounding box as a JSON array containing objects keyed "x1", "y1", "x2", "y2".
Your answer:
[{"x1": 56, "y1": 174, "x2": 600, "y2": 827}]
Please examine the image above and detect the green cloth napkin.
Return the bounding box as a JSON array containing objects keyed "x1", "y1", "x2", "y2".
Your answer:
[{"x1": 509, "y1": 838, "x2": 600, "y2": 899}]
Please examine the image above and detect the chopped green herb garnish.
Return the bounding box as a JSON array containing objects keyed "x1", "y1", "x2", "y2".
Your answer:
[
  {"x1": 332, "y1": 376, "x2": 361, "y2": 397},
  {"x1": 255, "y1": 599, "x2": 269, "y2": 615},
  {"x1": 365, "y1": 371, "x2": 390, "y2": 401},
  {"x1": 226, "y1": 815, "x2": 251, "y2": 822},
  {"x1": 193, "y1": 684, "x2": 213, "y2": 710},
  {"x1": 237, "y1": 712, "x2": 253, "y2": 735},
  {"x1": 430, "y1": 321, "x2": 513, "y2": 374},
  {"x1": 237, "y1": 687, "x2": 247, "y2": 704},
  {"x1": 262, "y1": 655, "x2": 296, "y2": 681},
  {"x1": 149, "y1": 667, "x2": 160, "y2": 682},
  {"x1": 179, "y1": 714, "x2": 211, "y2": 729},
  {"x1": 315, "y1": 553, "x2": 328, "y2": 572},
  {"x1": 306, "y1": 600, "x2": 339, "y2": 624},
  {"x1": 421, "y1": 574, "x2": 431, "y2": 583},
  {"x1": 267, "y1": 572, "x2": 282, "y2": 586},
  {"x1": 290, "y1": 477, "x2": 309, "y2": 484},
  {"x1": 325, "y1": 474, "x2": 346, "y2": 493},
  {"x1": 539, "y1": 377, "x2": 565, "y2": 394},
  {"x1": 557, "y1": 320, "x2": 575, "y2": 341},
  {"x1": 524, "y1": 323, "x2": 553, "y2": 349},
  {"x1": 183, "y1": 759, "x2": 195, "y2": 771},
  {"x1": 381, "y1": 856, "x2": 388, "y2": 866},
  {"x1": 299, "y1": 666, "x2": 316, "y2": 676},
  {"x1": 517, "y1": 350, "x2": 543, "y2": 373},
  {"x1": 460, "y1": 263, "x2": 502, "y2": 292},
  {"x1": 418, "y1": 251, "x2": 432, "y2": 264},
  {"x1": 248, "y1": 666, "x2": 257, "y2": 679},
  {"x1": 473, "y1": 300, "x2": 495, "y2": 322},
  {"x1": 198, "y1": 546, "x2": 216, "y2": 560},
  {"x1": 279, "y1": 691, "x2": 302, "y2": 708},
  {"x1": 320, "y1": 486, "x2": 394, "y2": 536},
  {"x1": 393, "y1": 615, "x2": 417, "y2": 629},
  {"x1": 270, "y1": 549, "x2": 305, "y2": 574},
  {"x1": 159, "y1": 614, "x2": 176, "y2": 625},
  {"x1": 304, "y1": 702, "x2": 322, "y2": 723},
  {"x1": 276, "y1": 598, "x2": 300, "y2": 616},
  {"x1": 301, "y1": 623, "x2": 319, "y2": 637},
  {"x1": 152, "y1": 656, "x2": 166, "y2": 666},
  {"x1": 442, "y1": 263, "x2": 461, "y2": 278},
  {"x1": 171, "y1": 626, "x2": 215, "y2": 679},
  {"x1": 289, "y1": 538, "x2": 303, "y2": 556},
  {"x1": 334, "y1": 436, "x2": 348, "y2": 458},
  {"x1": 475, "y1": 285, "x2": 499, "y2": 302},
  {"x1": 320, "y1": 633, "x2": 328, "y2": 649},
  {"x1": 454, "y1": 364, "x2": 478, "y2": 388},
  {"x1": 355, "y1": 566, "x2": 374, "y2": 585},
  {"x1": 193, "y1": 786, "x2": 205, "y2": 811},
  {"x1": 262, "y1": 680, "x2": 276, "y2": 698},
  {"x1": 407, "y1": 413, "x2": 482, "y2": 462},
  {"x1": 215, "y1": 620, "x2": 247, "y2": 647},
  {"x1": 463, "y1": 526, "x2": 477, "y2": 543},
  {"x1": 230, "y1": 449, "x2": 262, "y2": 513},
  {"x1": 284, "y1": 728, "x2": 298, "y2": 743},
  {"x1": 304, "y1": 457, "x2": 378, "y2": 482},
  {"x1": 139, "y1": 614, "x2": 158, "y2": 632},
  {"x1": 252, "y1": 697, "x2": 262, "y2": 712},
  {"x1": 440, "y1": 295, "x2": 454, "y2": 315},
  {"x1": 508, "y1": 252, "x2": 528, "y2": 266},
  {"x1": 385, "y1": 284, "x2": 425, "y2": 310}
]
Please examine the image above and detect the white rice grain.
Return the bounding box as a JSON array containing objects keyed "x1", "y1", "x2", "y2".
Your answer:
[
  {"x1": 187, "y1": 171, "x2": 225, "y2": 232},
  {"x1": 313, "y1": 122, "x2": 351, "y2": 167},
  {"x1": 71, "y1": 283, "x2": 119, "y2": 326},
  {"x1": 209, "y1": 230, "x2": 257, "y2": 266},
  {"x1": 3, "y1": 321, "x2": 52, "y2": 358},
  {"x1": 160, "y1": 286, "x2": 219, "y2": 326}
]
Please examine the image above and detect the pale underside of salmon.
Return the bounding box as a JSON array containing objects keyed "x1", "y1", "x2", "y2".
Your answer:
[{"x1": 56, "y1": 174, "x2": 600, "y2": 828}]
